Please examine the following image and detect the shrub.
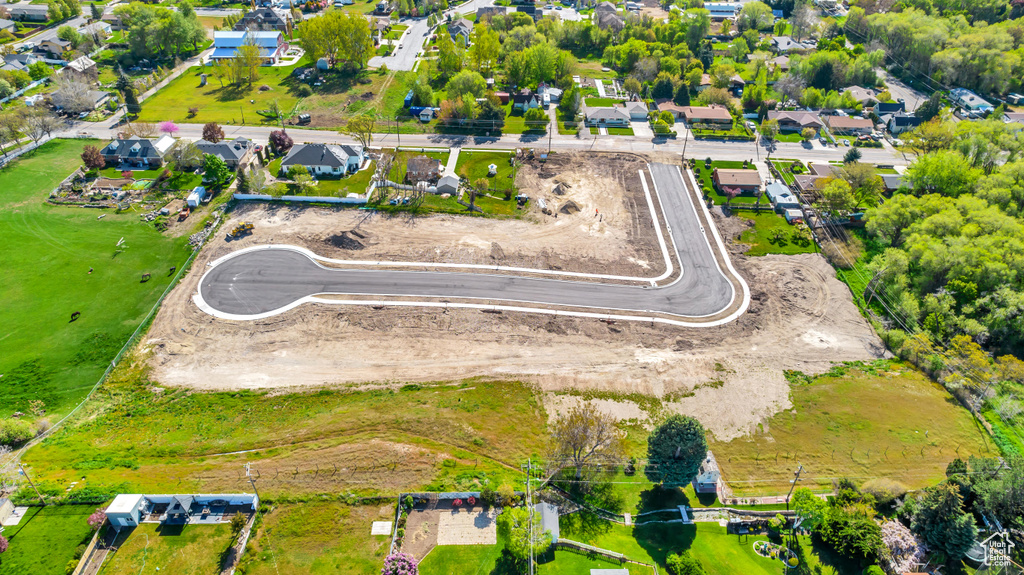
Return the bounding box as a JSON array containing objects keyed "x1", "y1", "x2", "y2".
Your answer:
[
  {"x1": 229, "y1": 511, "x2": 246, "y2": 532},
  {"x1": 87, "y1": 509, "x2": 106, "y2": 530},
  {"x1": 666, "y1": 550, "x2": 705, "y2": 575},
  {"x1": 480, "y1": 488, "x2": 497, "y2": 506},
  {"x1": 381, "y1": 552, "x2": 417, "y2": 575},
  {"x1": 864, "y1": 567, "x2": 885, "y2": 575},
  {"x1": 297, "y1": 84, "x2": 312, "y2": 97},
  {"x1": 0, "y1": 418, "x2": 36, "y2": 446},
  {"x1": 861, "y1": 478, "x2": 908, "y2": 507},
  {"x1": 497, "y1": 483, "x2": 515, "y2": 505},
  {"x1": 187, "y1": 106, "x2": 199, "y2": 118},
  {"x1": 403, "y1": 495, "x2": 414, "y2": 510}
]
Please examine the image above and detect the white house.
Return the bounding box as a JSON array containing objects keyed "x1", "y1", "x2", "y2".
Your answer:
[
  {"x1": 211, "y1": 31, "x2": 288, "y2": 65},
  {"x1": 106, "y1": 494, "x2": 147, "y2": 529},
  {"x1": 583, "y1": 106, "x2": 630, "y2": 127},
  {"x1": 950, "y1": 87, "x2": 994, "y2": 117},
  {"x1": 281, "y1": 143, "x2": 364, "y2": 176},
  {"x1": 692, "y1": 451, "x2": 722, "y2": 495}
]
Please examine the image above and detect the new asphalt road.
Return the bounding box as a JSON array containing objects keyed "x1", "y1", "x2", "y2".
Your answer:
[{"x1": 197, "y1": 163, "x2": 744, "y2": 322}]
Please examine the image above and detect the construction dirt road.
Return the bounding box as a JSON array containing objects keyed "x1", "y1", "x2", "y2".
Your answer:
[{"x1": 146, "y1": 152, "x2": 885, "y2": 441}]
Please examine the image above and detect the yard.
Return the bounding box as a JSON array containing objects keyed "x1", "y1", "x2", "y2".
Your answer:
[
  {"x1": 236, "y1": 502, "x2": 394, "y2": 574},
  {"x1": 419, "y1": 541, "x2": 507, "y2": 575},
  {"x1": 279, "y1": 162, "x2": 375, "y2": 197},
  {"x1": 0, "y1": 139, "x2": 191, "y2": 417},
  {"x1": 737, "y1": 212, "x2": 817, "y2": 256},
  {"x1": 0, "y1": 505, "x2": 97, "y2": 575},
  {"x1": 583, "y1": 97, "x2": 622, "y2": 107},
  {"x1": 692, "y1": 160, "x2": 761, "y2": 206},
  {"x1": 453, "y1": 151, "x2": 515, "y2": 189},
  {"x1": 98, "y1": 523, "x2": 236, "y2": 575}
]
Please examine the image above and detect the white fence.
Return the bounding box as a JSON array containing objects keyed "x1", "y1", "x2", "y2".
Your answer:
[{"x1": 233, "y1": 193, "x2": 367, "y2": 204}]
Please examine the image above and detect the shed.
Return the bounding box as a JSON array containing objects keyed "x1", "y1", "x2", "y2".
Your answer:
[
  {"x1": 166, "y1": 494, "x2": 195, "y2": 522},
  {"x1": 105, "y1": 494, "x2": 146, "y2": 528},
  {"x1": 437, "y1": 174, "x2": 460, "y2": 194},
  {"x1": 404, "y1": 89, "x2": 414, "y2": 108},
  {"x1": 536, "y1": 502, "x2": 559, "y2": 544},
  {"x1": 495, "y1": 91, "x2": 510, "y2": 104},
  {"x1": 765, "y1": 181, "x2": 799, "y2": 211},
  {"x1": 0, "y1": 498, "x2": 14, "y2": 524},
  {"x1": 186, "y1": 186, "x2": 208, "y2": 208},
  {"x1": 784, "y1": 208, "x2": 804, "y2": 223}
]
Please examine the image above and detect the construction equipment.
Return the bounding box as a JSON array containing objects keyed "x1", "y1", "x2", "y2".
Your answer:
[
  {"x1": 178, "y1": 207, "x2": 190, "y2": 221},
  {"x1": 229, "y1": 222, "x2": 254, "y2": 238}
]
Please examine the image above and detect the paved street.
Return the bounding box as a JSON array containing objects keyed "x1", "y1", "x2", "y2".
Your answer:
[{"x1": 197, "y1": 163, "x2": 743, "y2": 322}]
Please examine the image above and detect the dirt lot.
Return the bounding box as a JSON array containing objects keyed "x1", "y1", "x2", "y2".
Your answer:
[{"x1": 145, "y1": 154, "x2": 884, "y2": 442}]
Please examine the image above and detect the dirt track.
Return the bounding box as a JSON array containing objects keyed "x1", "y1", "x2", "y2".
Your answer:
[{"x1": 145, "y1": 153, "x2": 885, "y2": 441}]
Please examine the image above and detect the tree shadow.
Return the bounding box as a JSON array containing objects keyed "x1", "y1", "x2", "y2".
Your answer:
[
  {"x1": 637, "y1": 485, "x2": 690, "y2": 513},
  {"x1": 632, "y1": 522, "x2": 697, "y2": 567},
  {"x1": 489, "y1": 549, "x2": 524, "y2": 575},
  {"x1": 155, "y1": 523, "x2": 185, "y2": 536},
  {"x1": 560, "y1": 510, "x2": 613, "y2": 541}
]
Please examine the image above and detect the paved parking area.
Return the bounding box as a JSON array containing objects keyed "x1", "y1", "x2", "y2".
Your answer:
[{"x1": 631, "y1": 119, "x2": 654, "y2": 139}]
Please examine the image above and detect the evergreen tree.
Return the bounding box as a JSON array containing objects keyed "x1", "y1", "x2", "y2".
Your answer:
[
  {"x1": 911, "y1": 483, "x2": 978, "y2": 560},
  {"x1": 673, "y1": 83, "x2": 690, "y2": 106}
]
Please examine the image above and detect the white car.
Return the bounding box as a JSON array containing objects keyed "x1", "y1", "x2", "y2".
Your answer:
[{"x1": 842, "y1": 139, "x2": 850, "y2": 146}]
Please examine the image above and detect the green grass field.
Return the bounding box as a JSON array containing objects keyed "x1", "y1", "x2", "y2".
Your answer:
[
  {"x1": 0, "y1": 505, "x2": 96, "y2": 575},
  {"x1": 99, "y1": 523, "x2": 235, "y2": 575},
  {"x1": 237, "y1": 502, "x2": 393, "y2": 574},
  {"x1": 738, "y1": 212, "x2": 817, "y2": 256},
  {"x1": 454, "y1": 151, "x2": 515, "y2": 189},
  {"x1": 419, "y1": 543, "x2": 508, "y2": 575},
  {"x1": 0, "y1": 140, "x2": 191, "y2": 416},
  {"x1": 713, "y1": 361, "x2": 996, "y2": 496},
  {"x1": 584, "y1": 97, "x2": 622, "y2": 107}
]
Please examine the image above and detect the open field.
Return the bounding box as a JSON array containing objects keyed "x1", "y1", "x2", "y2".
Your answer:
[
  {"x1": 0, "y1": 505, "x2": 96, "y2": 575},
  {"x1": 738, "y1": 212, "x2": 817, "y2": 256},
  {"x1": 99, "y1": 522, "x2": 235, "y2": 575},
  {"x1": 0, "y1": 139, "x2": 190, "y2": 416},
  {"x1": 237, "y1": 502, "x2": 394, "y2": 574}
]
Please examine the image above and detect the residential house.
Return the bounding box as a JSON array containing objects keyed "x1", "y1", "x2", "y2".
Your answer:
[
  {"x1": 881, "y1": 174, "x2": 906, "y2": 193},
  {"x1": 9, "y1": 4, "x2": 49, "y2": 22},
  {"x1": 280, "y1": 143, "x2": 364, "y2": 176},
  {"x1": 538, "y1": 84, "x2": 562, "y2": 106},
  {"x1": 67, "y1": 89, "x2": 112, "y2": 111},
  {"x1": 794, "y1": 174, "x2": 830, "y2": 195},
  {"x1": 874, "y1": 101, "x2": 905, "y2": 115},
  {"x1": 583, "y1": 106, "x2": 630, "y2": 127},
  {"x1": 0, "y1": 19, "x2": 17, "y2": 33},
  {"x1": 2, "y1": 52, "x2": 38, "y2": 73},
  {"x1": 655, "y1": 99, "x2": 688, "y2": 120},
  {"x1": 695, "y1": 73, "x2": 713, "y2": 92},
  {"x1": 825, "y1": 115, "x2": 874, "y2": 135},
  {"x1": 772, "y1": 36, "x2": 814, "y2": 53},
  {"x1": 1002, "y1": 111, "x2": 1024, "y2": 128},
  {"x1": 233, "y1": 7, "x2": 292, "y2": 33},
  {"x1": 680, "y1": 105, "x2": 733, "y2": 127},
  {"x1": 842, "y1": 86, "x2": 878, "y2": 107},
  {"x1": 101, "y1": 135, "x2": 176, "y2": 168},
  {"x1": 210, "y1": 31, "x2": 288, "y2": 65},
  {"x1": 622, "y1": 100, "x2": 648, "y2": 120},
  {"x1": 449, "y1": 18, "x2": 473, "y2": 44},
  {"x1": 692, "y1": 451, "x2": 722, "y2": 495},
  {"x1": 884, "y1": 112, "x2": 921, "y2": 135},
  {"x1": 769, "y1": 55, "x2": 790, "y2": 72},
  {"x1": 374, "y1": 0, "x2": 393, "y2": 14},
  {"x1": 950, "y1": 88, "x2": 994, "y2": 118},
  {"x1": 65, "y1": 55, "x2": 98, "y2": 81},
  {"x1": 594, "y1": 1, "x2": 617, "y2": 13},
  {"x1": 713, "y1": 168, "x2": 762, "y2": 193},
  {"x1": 372, "y1": 17, "x2": 391, "y2": 42},
  {"x1": 512, "y1": 89, "x2": 541, "y2": 111},
  {"x1": 195, "y1": 137, "x2": 255, "y2": 169},
  {"x1": 765, "y1": 181, "x2": 800, "y2": 211},
  {"x1": 406, "y1": 155, "x2": 441, "y2": 184},
  {"x1": 596, "y1": 11, "x2": 624, "y2": 32},
  {"x1": 476, "y1": 5, "x2": 507, "y2": 20},
  {"x1": 38, "y1": 38, "x2": 71, "y2": 57},
  {"x1": 767, "y1": 110, "x2": 823, "y2": 132},
  {"x1": 78, "y1": 21, "x2": 112, "y2": 38},
  {"x1": 536, "y1": 502, "x2": 560, "y2": 544},
  {"x1": 101, "y1": 13, "x2": 123, "y2": 31},
  {"x1": 704, "y1": 2, "x2": 741, "y2": 19}
]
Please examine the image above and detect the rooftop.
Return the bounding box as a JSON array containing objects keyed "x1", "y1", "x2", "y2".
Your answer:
[{"x1": 714, "y1": 168, "x2": 762, "y2": 187}]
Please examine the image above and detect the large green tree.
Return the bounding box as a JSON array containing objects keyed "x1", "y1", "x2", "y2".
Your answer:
[
  {"x1": 496, "y1": 507, "x2": 552, "y2": 565},
  {"x1": 911, "y1": 482, "x2": 978, "y2": 560},
  {"x1": 644, "y1": 415, "x2": 708, "y2": 486}
]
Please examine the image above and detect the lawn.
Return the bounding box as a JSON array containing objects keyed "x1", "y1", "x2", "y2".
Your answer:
[
  {"x1": 23, "y1": 378, "x2": 545, "y2": 498},
  {"x1": 284, "y1": 163, "x2": 375, "y2": 197},
  {"x1": 237, "y1": 502, "x2": 394, "y2": 574},
  {"x1": 419, "y1": 543, "x2": 508, "y2": 575},
  {"x1": 99, "y1": 522, "x2": 235, "y2": 575},
  {"x1": 692, "y1": 160, "x2": 761, "y2": 206},
  {"x1": 607, "y1": 127, "x2": 635, "y2": 136},
  {"x1": 138, "y1": 65, "x2": 302, "y2": 125},
  {"x1": 584, "y1": 97, "x2": 621, "y2": 107},
  {"x1": 773, "y1": 131, "x2": 806, "y2": 143},
  {"x1": 0, "y1": 140, "x2": 191, "y2": 417},
  {"x1": 738, "y1": 211, "x2": 817, "y2": 256},
  {"x1": 712, "y1": 360, "x2": 997, "y2": 496},
  {"x1": 0, "y1": 505, "x2": 96, "y2": 575},
  {"x1": 454, "y1": 151, "x2": 515, "y2": 190}
]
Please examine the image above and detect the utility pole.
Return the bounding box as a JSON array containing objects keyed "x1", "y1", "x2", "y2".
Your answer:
[
  {"x1": 547, "y1": 119, "x2": 552, "y2": 155},
  {"x1": 244, "y1": 463, "x2": 261, "y2": 503},
  {"x1": 527, "y1": 458, "x2": 534, "y2": 575},
  {"x1": 785, "y1": 464, "x2": 803, "y2": 511},
  {"x1": 18, "y1": 463, "x2": 45, "y2": 505}
]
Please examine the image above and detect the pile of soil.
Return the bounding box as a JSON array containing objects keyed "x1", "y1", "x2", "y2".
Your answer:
[
  {"x1": 325, "y1": 232, "x2": 365, "y2": 250},
  {"x1": 559, "y1": 200, "x2": 581, "y2": 215}
]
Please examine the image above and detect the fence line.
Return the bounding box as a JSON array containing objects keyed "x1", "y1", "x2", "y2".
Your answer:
[{"x1": 232, "y1": 192, "x2": 367, "y2": 204}]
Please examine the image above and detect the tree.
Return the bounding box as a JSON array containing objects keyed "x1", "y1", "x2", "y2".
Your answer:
[
  {"x1": 915, "y1": 93, "x2": 942, "y2": 122},
  {"x1": 477, "y1": 98, "x2": 506, "y2": 129},
  {"x1": 19, "y1": 109, "x2": 61, "y2": 144},
  {"x1": 645, "y1": 415, "x2": 708, "y2": 486},
  {"x1": 269, "y1": 129, "x2": 293, "y2": 154},
  {"x1": 904, "y1": 150, "x2": 981, "y2": 197},
  {"x1": 524, "y1": 107, "x2": 547, "y2": 131},
  {"x1": 202, "y1": 122, "x2": 225, "y2": 143},
  {"x1": 469, "y1": 26, "x2": 500, "y2": 75},
  {"x1": 57, "y1": 25, "x2": 82, "y2": 48},
  {"x1": 123, "y1": 88, "x2": 141, "y2": 116},
  {"x1": 87, "y1": 509, "x2": 106, "y2": 530},
  {"x1": 550, "y1": 404, "x2": 622, "y2": 480},
  {"x1": 666, "y1": 550, "x2": 705, "y2": 575},
  {"x1": 673, "y1": 82, "x2": 690, "y2": 106},
  {"x1": 496, "y1": 507, "x2": 552, "y2": 564},
  {"x1": 445, "y1": 70, "x2": 486, "y2": 102},
  {"x1": 558, "y1": 84, "x2": 581, "y2": 117},
  {"x1": 90, "y1": 2, "x2": 101, "y2": 20},
  {"x1": 790, "y1": 4, "x2": 819, "y2": 41},
  {"x1": 0, "y1": 534, "x2": 7, "y2": 556},
  {"x1": 81, "y1": 145, "x2": 105, "y2": 170},
  {"x1": 167, "y1": 140, "x2": 203, "y2": 170},
  {"x1": 816, "y1": 178, "x2": 857, "y2": 218},
  {"x1": 801, "y1": 127, "x2": 816, "y2": 141},
  {"x1": 503, "y1": 50, "x2": 528, "y2": 88},
  {"x1": 791, "y1": 488, "x2": 827, "y2": 530},
  {"x1": 623, "y1": 77, "x2": 642, "y2": 99},
  {"x1": 737, "y1": 1, "x2": 773, "y2": 32},
  {"x1": 843, "y1": 147, "x2": 861, "y2": 163},
  {"x1": 911, "y1": 483, "x2": 978, "y2": 560},
  {"x1": 904, "y1": 120, "x2": 955, "y2": 155},
  {"x1": 234, "y1": 42, "x2": 262, "y2": 85},
  {"x1": 229, "y1": 511, "x2": 246, "y2": 532},
  {"x1": 343, "y1": 116, "x2": 375, "y2": 149},
  {"x1": 974, "y1": 454, "x2": 1024, "y2": 529},
  {"x1": 298, "y1": 10, "x2": 373, "y2": 69},
  {"x1": 436, "y1": 33, "x2": 463, "y2": 80},
  {"x1": 381, "y1": 552, "x2": 417, "y2": 575},
  {"x1": 758, "y1": 119, "x2": 779, "y2": 141},
  {"x1": 729, "y1": 38, "x2": 750, "y2": 61},
  {"x1": 158, "y1": 120, "x2": 179, "y2": 136},
  {"x1": 203, "y1": 154, "x2": 230, "y2": 186},
  {"x1": 652, "y1": 74, "x2": 675, "y2": 99},
  {"x1": 51, "y1": 75, "x2": 94, "y2": 114}
]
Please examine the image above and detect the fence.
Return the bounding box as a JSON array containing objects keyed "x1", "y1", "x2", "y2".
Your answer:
[
  {"x1": 0, "y1": 77, "x2": 50, "y2": 105},
  {"x1": 232, "y1": 192, "x2": 367, "y2": 204}
]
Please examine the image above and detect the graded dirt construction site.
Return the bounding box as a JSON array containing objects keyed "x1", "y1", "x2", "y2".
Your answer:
[{"x1": 145, "y1": 152, "x2": 883, "y2": 441}]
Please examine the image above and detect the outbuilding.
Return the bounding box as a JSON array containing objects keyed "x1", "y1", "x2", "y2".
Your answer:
[
  {"x1": 186, "y1": 186, "x2": 208, "y2": 208},
  {"x1": 437, "y1": 174, "x2": 460, "y2": 194},
  {"x1": 105, "y1": 494, "x2": 147, "y2": 529},
  {"x1": 0, "y1": 497, "x2": 14, "y2": 524},
  {"x1": 765, "y1": 181, "x2": 800, "y2": 211}
]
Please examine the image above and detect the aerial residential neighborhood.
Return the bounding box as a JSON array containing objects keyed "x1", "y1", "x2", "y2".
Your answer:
[{"x1": 0, "y1": 0, "x2": 1023, "y2": 574}]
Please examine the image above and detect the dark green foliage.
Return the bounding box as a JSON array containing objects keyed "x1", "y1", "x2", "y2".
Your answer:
[
  {"x1": 674, "y1": 83, "x2": 690, "y2": 106},
  {"x1": 817, "y1": 507, "x2": 883, "y2": 562},
  {"x1": 843, "y1": 147, "x2": 862, "y2": 163},
  {"x1": 911, "y1": 482, "x2": 978, "y2": 560},
  {"x1": 666, "y1": 550, "x2": 705, "y2": 575},
  {"x1": 644, "y1": 415, "x2": 708, "y2": 486}
]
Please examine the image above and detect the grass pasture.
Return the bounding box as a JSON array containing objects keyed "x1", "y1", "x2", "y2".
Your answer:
[
  {"x1": 0, "y1": 139, "x2": 190, "y2": 416},
  {"x1": 98, "y1": 522, "x2": 235, "y2": 575},
  {"x1": 0, "y1": 505, "x2": 96, "y2": 575},
  {"x1": 713, "y1": 361, "x2": 996, "y2": 496},
  {"x1": 454, "y1": 151, "x2": 515, "y2": 190},
  {"x1": 237, "y1": 502, "x2": 394, "y2": 574},
  {"x1": 738, "y1": 211, "x2": 817, "y2": 256}
]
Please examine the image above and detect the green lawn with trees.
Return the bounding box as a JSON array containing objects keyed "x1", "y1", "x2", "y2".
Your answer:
[
  {"x1": 0, "y1": 505, "x2": 97, "y2": 575},
  {"x1": 0, "y1": 140, "x2": 190, "y2": 419},
  {"x1": 99, "y1": 523, "x2": 235, "y2": 575}
]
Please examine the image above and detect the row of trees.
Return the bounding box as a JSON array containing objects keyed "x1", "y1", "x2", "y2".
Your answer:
[
  {"x1": 298, "y1": 10, "x2": 374, "y2": 70},
  {"x1": 113, "y1": 1, "x2": 207, "y2": 61}
]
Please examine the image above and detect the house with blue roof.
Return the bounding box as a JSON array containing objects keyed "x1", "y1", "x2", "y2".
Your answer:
[
  {"x1": 211, "y1": 31, "x2": 288, "y2": 65},
  {"x1": 765, "y1": 180, "x2": 801, "y2": 212}
]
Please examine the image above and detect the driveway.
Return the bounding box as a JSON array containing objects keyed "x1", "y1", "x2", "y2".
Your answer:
[
  {"x1": 879, "y1": 70, "x2": 928, "y2": 112},
  {"x1": 368, "y1": 0, "x2": 495, "y2": 71},
  {"x1": 631, "y1": 119, "x2": 653, "y2": 139}
]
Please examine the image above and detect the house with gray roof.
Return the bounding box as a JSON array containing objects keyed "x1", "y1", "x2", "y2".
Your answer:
[
  {"x1": 765, "y1": 181, "x2": 800, "y2": 211},
  {"x1": 449, "y1": 18, "x2": 473, "y2": 44},
  {"x1": 2, "y1": 52, "x2": 38, "y2": 72},
  {"x1": 9, "y1": 4, "x2": 49, "y2": 21},
  {"x1": 195, "y1": 137, "x2": 255, "y2": 169},
  {"x1": 101, "y1": 135, "x2": 176, "y2": 168},
  {"x1": 0, "y1": 19, "x2": 16, "y2": 33},
  {"x1": 692, "y1": 451, "x2": 722, "y2": 495},
  {"x1": 583, "y1": 106, "x2": 630, "y2": 127},
  {"x1": 234, "y1": 7, "x2": 292, "y2": 32},
  {"x1": 772, "y1": 36, "x2": 814, "y2": 53},
  {"x1": 281, "y1": 143, "x2": 364, "y2": 176}
]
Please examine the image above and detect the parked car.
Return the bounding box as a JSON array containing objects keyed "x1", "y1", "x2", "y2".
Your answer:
[
  {"x1": 842, "y1": 139, "x2": 850, "y2": 146},
  {"x1": 78, "y1": 112, "x2": 89, "y2": 120},
  {"x1": 297, "y1": 113, "x2": 311, "y2": 125}
]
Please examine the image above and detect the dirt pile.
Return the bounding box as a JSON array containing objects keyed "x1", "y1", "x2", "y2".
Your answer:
[{"x1": 325, "y1": 231, "x2": 366, "y2": 250}]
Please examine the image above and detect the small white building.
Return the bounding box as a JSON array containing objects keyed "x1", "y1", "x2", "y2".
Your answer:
[
  {"x1": 437, "y1": 174, "x2": 460, "y2": 194},
  {"x1": 186, "y1": 186, "x2": 208, "y2": 208},
  {"x1": 692, "y1": 451, "x2": 722, "y2": 495},
  {"x1": 105, "y1": 494, "x2": 147, "y2": 529}
]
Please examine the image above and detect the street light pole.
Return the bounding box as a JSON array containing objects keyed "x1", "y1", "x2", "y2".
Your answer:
[
  {"x1": 785, "y1": 464, "x2": 804, "y2": 511},
  {"x1": 18, "y1": 463, "x2": 45, "y2": 505}
]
